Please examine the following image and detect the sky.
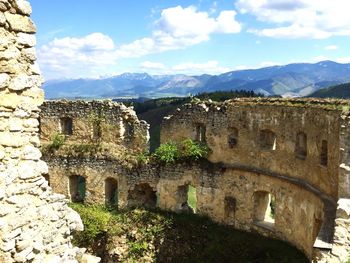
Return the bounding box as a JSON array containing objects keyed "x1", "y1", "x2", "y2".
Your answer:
[{"x1": 29, "y1": 0, "x2": 350, "y2": 80}]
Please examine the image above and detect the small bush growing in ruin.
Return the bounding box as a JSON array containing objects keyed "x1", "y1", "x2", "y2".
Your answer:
[
  {"x1": 51, "y1": 133, "x2": 65, "y2": 149},
  {"x1": 153, "y1": 139, "x2": 210, "y2": 164},
  {"x1": 180, "y1": 139, "x2": 210, "y2": 161},
  {"x1": 153, "y1": 142, "x2": 179, "y2": 164}
]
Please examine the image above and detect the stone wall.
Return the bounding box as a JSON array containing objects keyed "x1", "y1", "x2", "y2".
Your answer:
[
  {"x1": 0, "y1": 1, "x2": 86, "y2": 262},
  {"x1": 40, "y1": 100, "x2": 149, "y2": 155},
  {"x1": 161, "y1": 99, "x2": 341, "y2": 198}
]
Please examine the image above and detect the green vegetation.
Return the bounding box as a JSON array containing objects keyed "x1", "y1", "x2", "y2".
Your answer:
[
  {"x1": 70, "y1": 204, "x2": 309, "y2": 263},
  {"x1": 69, "y1": 204, "x2": 111, "y2": 246},
  {"x1": 153, "y1": 139, "x2": 210, "y2": 164},
  {"x1": 153, "y1": 141, "x2": 179, "y2": 164},
  {"x1": 51, "y1": 133, "x2": 65, "y2": 149},
  {"x1": 187, "y1": 185, "x2": 197, "y2": 210},
  {"x1": 309, "y1": 82, "x2": 350, "y2": 98}
]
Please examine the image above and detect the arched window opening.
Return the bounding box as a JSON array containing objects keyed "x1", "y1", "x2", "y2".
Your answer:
[
  {"x1": 320, "y1": 140, "x2": 328, "y2": 166},
  {"x1": 195, "y1": 124, "x2": 206, "y2": 143},
  {"x1": 224, "y1": 196, "x2": 236, "y2": 225},
  {"x1": 253, "y1": 191, "x2": 275, "y2": 229},
  {"x1": 69, "y1": 175, "x2": 86, "y2": 203},
  {"x1": 127, "y1": 183, "x2": 157, "y2": 208},
  {"x1": 227, "y1": 127, "x2": 238, "y2": 148},
  {"x1": 259, "y1": 129, "x2": 276, "y2": 150},
  {"x1": 60, "y1": 117, "x2": 73, "y2": 135},
  {"x1": 295, "y1": 132, "x2": 307, "y2": 159},
  {"x1": 105, "y1": 178, "x2": 118, "y2": 207},
  {"x1": 123, "y1": 120, "x2": 134, "y2": 140},
  {"x1": 177, "y1": 184, "x2": 197, "y2": 213}
]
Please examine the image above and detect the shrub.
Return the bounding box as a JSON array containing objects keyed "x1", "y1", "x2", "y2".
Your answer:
[
  {"x1": 69, "y1": 203, "x2": 112, "y2": 246},
  {"x1": 153, "y1": 142, "x2": 179, "y2": 164},
  {"x1": 153, "y1": 139, "x2": 210, "y2": 163},
  {"x1": 51, "y1": 133, "x2": 65, "y2": 149},
  {"x1": 180, "y1": 139, "x2": 210, "y2": 161}
]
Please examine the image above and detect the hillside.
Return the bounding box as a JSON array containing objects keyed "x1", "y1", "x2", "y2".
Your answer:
[
  {"x1": 71, "y1": 205, "x2": 309, "y2": 263},
  {"x1": 43, "y1": 61, "x2": 350, "y2": 99},
  {"x1": 308, "y1": 82, "x2": 350, "y2": 98}
]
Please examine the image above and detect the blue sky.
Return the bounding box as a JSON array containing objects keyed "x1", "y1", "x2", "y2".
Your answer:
[{"x1": 30, "y1": 0, "x2": 350, "y2": 80}]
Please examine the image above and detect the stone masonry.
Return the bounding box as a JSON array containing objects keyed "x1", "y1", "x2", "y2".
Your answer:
[
  {"x1": 0, "y1": 1, "x2": 89, "y2": 262},
  {"x1": 41, "y1": 98, "x2": 350, "y2": 262}
]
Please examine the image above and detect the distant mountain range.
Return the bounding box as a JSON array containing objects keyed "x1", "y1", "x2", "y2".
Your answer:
[
  {"x1": 43, "y1": 60, "x2": 350, "y2": 99},
  {"x1": 309, "y1": 82, "x2": 350, "y2": 98}
]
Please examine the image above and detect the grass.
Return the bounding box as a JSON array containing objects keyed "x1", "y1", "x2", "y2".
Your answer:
[
  {"x1": 70, "y1": 204, "x2": 309, "y2": 263},
  {"x1": 187, "y1": 185, "x2": 197, "y2": 211}
]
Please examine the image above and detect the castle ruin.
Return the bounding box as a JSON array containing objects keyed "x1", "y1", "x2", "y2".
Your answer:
[{"x1": 40, "y1": 98, "x2": 350, "y2": 262}]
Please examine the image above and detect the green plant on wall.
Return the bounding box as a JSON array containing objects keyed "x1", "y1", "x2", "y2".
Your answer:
[
  {"x1": 180, "y1": 139, "x2": 210, "y2": 160},
  {"x1": 153, "y1": 139, "x2": 211, "y2": 164},
  {"x1": 153, "y1": 142, "x2": 179, "y2": 164},
  {"x1": 51, "y1": 133, "x2": 65, "y2": 149}
]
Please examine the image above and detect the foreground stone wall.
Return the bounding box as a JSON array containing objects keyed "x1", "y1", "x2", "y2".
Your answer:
[{"x1": 0, "y1": 1, "x2": 85, "y2": 262}]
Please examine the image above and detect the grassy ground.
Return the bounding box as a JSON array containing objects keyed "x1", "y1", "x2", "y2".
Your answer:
[
  {"x1": 187, "y1": 185, "x2": 197, "y2": 211},
  {"x1": 70, "y1": 204, "x2": 309, "y2": 263}
]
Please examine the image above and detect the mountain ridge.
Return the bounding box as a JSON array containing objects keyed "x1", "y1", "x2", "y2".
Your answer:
[{"x1": 43, "y1": 60, "x2": 350, "y2": 99}]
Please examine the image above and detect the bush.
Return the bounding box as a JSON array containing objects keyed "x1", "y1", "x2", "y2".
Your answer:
[
  {"x1": 180, "y1": 139, "x2": 210, "y2": 161},
  {"x1": 69, "y1": 203, "x2": 112, "y2": 246},
  {"x1": 153, "y1": 142, "x2": 179, "y2": 164},
  {"x1": 153, "y1": 139, "x2": 210, "y2": 164},
  {"x1": 51, "y1": 133, "x2": 65, "y2": 149}
]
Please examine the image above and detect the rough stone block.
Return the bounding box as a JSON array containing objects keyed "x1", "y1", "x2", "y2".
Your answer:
[
  {"x1": 13, "y1": 0, "x2": 32, "y2": 15},
  {"x1": 17, "y1": 32, "x2": 36, "y2": 47},
  {"x1": 4, "y1": 12, "x2": 36, "y2": 33},
  {"x1": 0, "y1": 73, "x2": 9, "y2": 88}
]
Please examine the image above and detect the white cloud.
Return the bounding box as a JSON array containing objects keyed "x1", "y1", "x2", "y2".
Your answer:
[
  {"x1": 236, "y1": 0, "x2": 350, "y2": 38},
  {"x1": 117, "y1": 6, "x2": 241, "y2": 58},
  {"x1": 324, "y1": 45, "x2": 338, "y2": 50},
  {"x1": 38, "y1": 33, "x2": 117, "y2": 79},
  {"x1": 38, "y1": 6, "x2": 241, "y2": 79}
]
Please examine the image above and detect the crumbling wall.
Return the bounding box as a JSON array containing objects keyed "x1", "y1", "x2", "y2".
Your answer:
[
  {"x1": 40, "y1": 100, "x2": 149, "y2": 155},
  {"x1": 0, "y1": 1, "x2": 85, "y2": 262},
  {"x1": 161, "y1": 100, "x2": 341, "y2": 198}
]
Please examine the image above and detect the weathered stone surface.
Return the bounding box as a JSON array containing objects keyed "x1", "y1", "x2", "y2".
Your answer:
[
  {"x1": 0, "y1": 72, "x2": 9, "y2": 88},
  {"x1": 4, "y1": 12, "x2": 35, "y2": 33},
  {"x1": 17, "y1": 32, "x2": 35, "y2": 47},
  {"x1": 0, "y1": 45, "x2": 20, "y2": 60},
  {"x1": 0, "y1": 1, "x2": 82, "y2": 262},
  {"x1": 80, "y1": 254, "x2": 101, "y2": 263},
  {"x1": 13, "y1": 0, "x2": 32, "y2": 15},
  {"x1": 9, "y1": 74, "x2": 40, "y2": 91},
  {"x1": 0, "y1": 11, "x2": 5, "y2": 25}
]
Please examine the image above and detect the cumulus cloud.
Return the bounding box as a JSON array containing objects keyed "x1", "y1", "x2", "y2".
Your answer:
[
  {"x1": 38, "y1": 6, "x2": 241, "y2": 79},
  {"x1": 236, "y1": 0, "x2": 350, "y2": 38},
  {"x1": 117, "y1": 6, "x2": 241, "y2": 58},
  {"x1": 38, "y1": 33, "x2": 117, "y2": 79}
]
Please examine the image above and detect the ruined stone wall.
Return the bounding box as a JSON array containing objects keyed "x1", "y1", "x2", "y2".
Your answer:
[
  {"x1": 0, "y1": 1, "x2": 85, "y2": 262},
  {"x1": 40, "y1": 100, "x2": 149, "y2": 155},
  {"x1": 43, "y1": 157, "x2": 325, "y2": 258},
  {"x1": 161, "y1": 100, "x2": 341, "y2": 198}
]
